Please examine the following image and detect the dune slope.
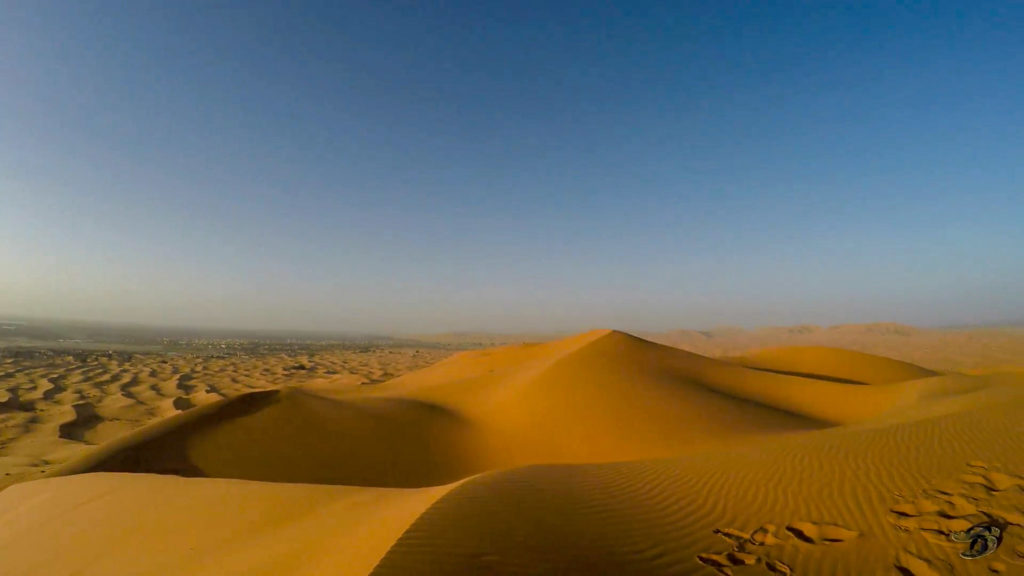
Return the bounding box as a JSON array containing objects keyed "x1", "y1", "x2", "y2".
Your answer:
[
  {"x1": 0, "y1": 346, "x2": 451, "y2": 486},
  {"x1": 373, "y1": 372, "x2": 1024, "y2": 575},
  {"x1": 0, "y1": 472, "x2": 456, "y2": 576},
  {"x1": 50, "y1": 330, "x2": 921, "y2": 486},
  {"x1": 3, "y1": 330, "x2": 1023, "y2": 576},
  {"x1": 727, "y1": 346, "x2": 939, "y2": 384}
]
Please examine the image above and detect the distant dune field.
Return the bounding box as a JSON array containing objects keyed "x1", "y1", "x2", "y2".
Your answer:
[
  {"x1": 643, "y1": 323, "x2": 1024, "y2": 373},
  {"x1": 0, "y1": 346, "x2": 452, "y2": 487},
  {"x1": 1, "y1": 327, "x2": 1023, "y2": 575}
]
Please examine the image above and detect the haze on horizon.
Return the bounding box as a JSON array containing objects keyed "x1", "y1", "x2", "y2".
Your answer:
[{"x1": 3, "y1": 2, "x2": 1022, "y2": 334}]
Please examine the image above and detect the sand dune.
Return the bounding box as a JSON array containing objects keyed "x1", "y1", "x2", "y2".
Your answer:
[
  {"x1": 52, "y1": 389, "x2": 486, "y2": 487},
  {"x1": 0, "y1": 473, "x2": 456, "y2": 576},
  {"x1": 51, "y1": 330, "x2": 910, "y2": 484},
  {"x1": 2, "y1": 330, "x2": 1023, "y2": 575},
  {"x1": 372, "y1": 371, "x2": 1024, "y2": 575},
  {"x1": 643, "y1": 324, "x2": 1024, "y2": 373},
  {"x1": 0, "y1": 346, "x2": 451, "y2": 486},
  {"x1": 726, "y1": 346, "x2": 938, "y2": 384}
]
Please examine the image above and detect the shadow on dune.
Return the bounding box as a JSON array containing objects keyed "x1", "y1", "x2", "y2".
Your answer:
[
  {"x1": 736, "y1": 366, "x2": 869, "y2": 385},
  {"x1": 52, "y1": 388, "x2": 486, "y2": 487}
]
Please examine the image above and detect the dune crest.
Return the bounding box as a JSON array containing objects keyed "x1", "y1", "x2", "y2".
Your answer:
[{"x1": 726, "y1": 346, "x2": 938, "y2": 384}]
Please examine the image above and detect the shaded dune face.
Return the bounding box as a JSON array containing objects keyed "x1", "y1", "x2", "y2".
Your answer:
[
  {"x1": 57, "y1": 389, "x2": 484, "y2": 488},
  {"x1": 186, "y1": 393, "x2": 483, "y2": 487},
  {"x1": 48, "y1": 330, "x2": 929, "y2": 487}
]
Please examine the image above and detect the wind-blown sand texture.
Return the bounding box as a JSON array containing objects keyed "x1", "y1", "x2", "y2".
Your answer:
[
  {"x1": 0, "y1": 346, "x2": 452, "y2": 487},
  {"x1": 1, "y1": 328, "x2": 1023, "y2": 575}
]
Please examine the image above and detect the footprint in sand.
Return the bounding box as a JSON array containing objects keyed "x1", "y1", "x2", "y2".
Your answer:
[
  {"x1": 890, "y1": 498, "x2": 942, "y2": 518},
  {"x1": 698, "y1": 521, "x2": 842, "y2": 574},
  {"x1": 699, "y1": 523, "x2": 782, "y2": 574},
  {"x1": 784, "y1": 521, "x2": 860, "y2": 544},
  {"x1": 936, "y1": 495, "x2": 978, "y2": 518},
  {"x1": 763, "y1": 559, "x2": 791, "y2": 575},
  {"x1": 961, "y1": 469, "x2": 1023, "y2": 493},
  {"x1": 750, "y1": 524, "x2": 784, "y2": 546},
  {"x1": 712, "y1": 527, "x2": 753, "y2": 544},
  {"x1": 696, "y1": 551, "x2": 758, "y2": 575}
]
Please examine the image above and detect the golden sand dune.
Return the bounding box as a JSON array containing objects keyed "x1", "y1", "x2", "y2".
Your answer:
[
  {"x1": 2, "y1": 330, "x2": 1023, "y2": 575},
  {"x1": 49, "y1": 331, "x2": 921, "y2": 485},
  {"x1": 0, "y1": 347, "x2": 451, "y2": 486},
  {"x1": 644, "y1": 324, "x2": 1024, "y2": 373},
  {"x1": 372, "y1": 372, "x2": 1024, "y2": 575},
  {"x1": 0, "y1": 473, "x2": 455, "y2": 576},
  {"x1": 726, "y1": 346, "x2": 939, "y2": 384},
  {"x1": 51, "y1": 389, "x2": 485, "y2": 487}
]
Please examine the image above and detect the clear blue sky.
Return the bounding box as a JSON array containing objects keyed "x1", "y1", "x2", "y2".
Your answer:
[{"x1": 2, "y1": 1, "x2": 1022, "y2": 333}]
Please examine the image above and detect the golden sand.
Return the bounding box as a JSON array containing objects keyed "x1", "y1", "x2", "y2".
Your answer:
[{"x1": 2, "y1": 328, "x2": 1023, "y2": 575}]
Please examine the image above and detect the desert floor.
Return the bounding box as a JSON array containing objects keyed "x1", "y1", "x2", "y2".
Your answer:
[{"x1": 1, "y1": 325, "x2": 1023, "y2": 575}]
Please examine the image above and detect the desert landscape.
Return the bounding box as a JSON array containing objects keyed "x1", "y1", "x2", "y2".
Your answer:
[
  {"x1": 5, "y1": 3, "x2": 1022, "y2": 574},
  {"x1": 0, "y1": 341, "x2": 453, "y2": 487},
  {"x1": 1, "y1": 323, "x2": 1023, "y2": 575}
]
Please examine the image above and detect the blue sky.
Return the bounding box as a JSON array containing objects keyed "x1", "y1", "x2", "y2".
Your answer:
[{"x1": 2, "y1": 1, "x2": 1022, "y2": 333}]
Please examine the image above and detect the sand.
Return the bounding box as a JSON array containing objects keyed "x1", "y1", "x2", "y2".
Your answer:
[
  {"x1": 0, "y1": 346, "x2": 451, "y2": 487},
  {"x1": 643, "y1": 323, "x2": 1024, "y2": 373},
  {"x1": 1, "y1": 327, "x2": 1023, "y2": 575},
  {"x1": 0, "y1": 473, "x2": 455, "y2": 576}
]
